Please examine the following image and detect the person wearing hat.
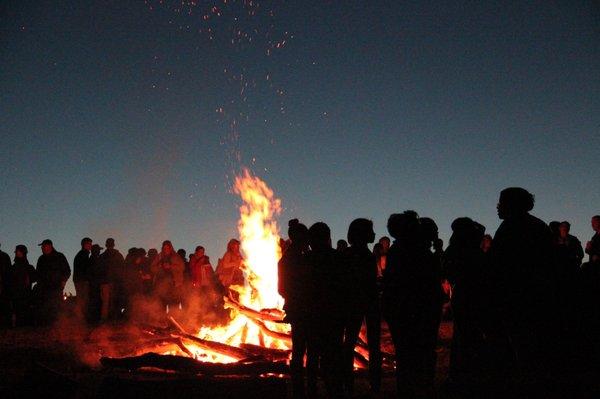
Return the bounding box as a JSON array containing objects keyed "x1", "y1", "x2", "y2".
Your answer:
[
  {"x1": 9, "y1": 245, "x2": 36, "y2": 327},
  {"x1": 34, "y1": 239, "x2": 71, "y2": 325},
  {"x1": 73, "y1": 237, "x2": 93, "y2": 321},
  {"x1": 0, "y1": 243, "x2": 13, "y2": 328},
  {"x1": 98, "y1": 238, "x2": 124, "y2": 321}
]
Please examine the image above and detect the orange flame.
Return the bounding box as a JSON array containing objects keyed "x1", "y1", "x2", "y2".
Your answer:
[{"x1": 182, "y1": 168, "x2": 289, "y2": 362}]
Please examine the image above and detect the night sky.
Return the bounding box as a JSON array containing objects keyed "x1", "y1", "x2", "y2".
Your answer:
[{"x1": 1, "y1": 1, "x2": 599, "y2": 293}]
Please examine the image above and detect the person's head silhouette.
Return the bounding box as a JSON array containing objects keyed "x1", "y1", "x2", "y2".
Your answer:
[
  {"x1": 347, "y1": 218, "x2": 375, "y2": 247},
  {"x1": 308, "y1": 222, "x2": 331, "y2": 251},
  {"x1": 497, "y1": 187, "x2": 535, "y2": 220}
]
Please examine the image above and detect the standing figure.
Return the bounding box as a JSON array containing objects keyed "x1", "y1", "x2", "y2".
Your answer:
[
  {"x1": 151, "y1": 240, "x2": 185, "y2": 313},
  {"x1": 0, "y1": 243, "x2": 12, "y2": 327},
  {"x1": 278, "y1": 219, "x2": 314, "y2": 397},
  {"x1": 584, "y1": 215, "x2": 600, "y2": 264},
  {"x1": 190, "y1": 246, "x2": 217, "y2": 301},
  {"x1": 340, "y1": 218, "x2": 381, "y2": 394},
  {"x1": 308, "y1": 221, "x2": 345, "y2": 397},
  {"x1": 34, "y1": 239, "x2": 71, "y2": 325},
  {"x1": 98, "y1": 238, "x2": 125, "y2": 321},
  {"x1": 9, "y1": 245, "x2": 36, "y2": 327},
  {"x1": 490, "y1": 187, "x2": 559, "y2": 380},
  {"x1": 555, "y1": 221, "x2": 584, "y2": 272},
  {"x1": 73, "y1": 237, "x2": 92, "y2": 321},
  {"x1": 383, "y1": 212, "x2": 443, "y2": 396},
  {"x1": 87, "y1": 243, "x2": 104, "y2": 323},
  {"x1": 443, "y1": 218, "x2": 487, "y2": 386},
  {"x1": 216, "y1": 239, "x2": 244, "y2": 290}
]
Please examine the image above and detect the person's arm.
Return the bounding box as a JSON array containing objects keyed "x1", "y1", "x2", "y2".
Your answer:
[
  {"x1": 575, "y1": 239, "x2": 584, "y2": 264},
  {"x1": 60, "y1": 254, "x2": 71, "y2": 287}
]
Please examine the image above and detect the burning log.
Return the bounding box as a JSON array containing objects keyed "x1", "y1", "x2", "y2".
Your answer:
[
  {"x1": 100, "y1": 353, "x2": 289, "y2": 376},
  {"x1": 254, "y1": 320, "x2": 292, "y2": 345},
  {"x1": 135, "y1": 337, "x2": 194, "y2": 358},
  {"x1": 354, "y1": 352, "x2": 369, "y2": 369},
  {"x1": 172, "y1": 332, "x2": 254, "y2": 361},
  {"x1": 223, "y1": 295, "x2": 287, "y2": 323}
]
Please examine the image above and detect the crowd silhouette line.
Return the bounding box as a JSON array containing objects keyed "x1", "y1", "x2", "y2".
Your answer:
[{"x1": 1, "y1": 187, "x2": 600, "y2": 398}]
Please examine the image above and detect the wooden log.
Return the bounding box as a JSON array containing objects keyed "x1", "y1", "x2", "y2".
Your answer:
[
  {"x1": 254, "y1": 320, "x2": 292, "y2": 345},
  {"x1": 223, "y1": 295, "x2": 287, "y2": 323},
  {"x1": 172, "y1": 332, "x2": 254, "y2": 361},
  {"x1": 354, "y1": 352, "x2": 369, "y2": 369},
  {"x1": 136, "y1": 337, "x2": 194, "y2": 358},
  {"x1": 100, "y1": 353, "x2": 289, "y2": 376},
  {"x1": 239, "y1": 343, "x2": 291, "y2": 361}
]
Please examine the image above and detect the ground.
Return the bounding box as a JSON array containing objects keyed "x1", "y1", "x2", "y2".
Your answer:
[
  {"x1": 0, "y1": 312, "x2": 452, "y2": 398},
  {"x1": 1, "y1": 317, "x2": 597, "y2": 398}
]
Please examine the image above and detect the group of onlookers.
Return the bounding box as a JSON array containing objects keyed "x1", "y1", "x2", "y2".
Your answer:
[
  {"x1": 0, "y1": 237, "x2": 246, "y2": 327},
  {"x1": 1, "y1": 186, "x2": 600, "y2": 397},
  {"x1": 277, "y1": 187, "x2": 600, "y2": 397}
]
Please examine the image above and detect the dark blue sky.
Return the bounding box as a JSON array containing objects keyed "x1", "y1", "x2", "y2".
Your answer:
[{"x1": 1, "y1": 1, "x2": 599, "y2": 293}]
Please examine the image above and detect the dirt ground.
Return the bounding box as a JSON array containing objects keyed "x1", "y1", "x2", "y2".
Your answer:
[
  {"x1": 1, "y1": 316, "x2": 597, "y2": 398},
  {"x1": 0, "y1": 313, "x2": 453, "y2": 399}
]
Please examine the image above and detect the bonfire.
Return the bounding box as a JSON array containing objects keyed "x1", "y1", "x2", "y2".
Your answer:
[{"x1": 101, "y1": 169, "x2": 381, "y2": 376}]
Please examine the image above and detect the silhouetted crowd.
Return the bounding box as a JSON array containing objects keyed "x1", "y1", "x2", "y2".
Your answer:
[
  {"x1": 1, "y1": 187, "x2": 600, "y2": 397},
  {"x1": 0, "y1": 237, "x2": 244, "y2": 327},
  {"x1": 276, "y1": 187, "x2": 600, "y2": 397}
]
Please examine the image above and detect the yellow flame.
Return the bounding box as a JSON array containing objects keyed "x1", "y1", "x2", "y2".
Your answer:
[
  {"x1": 234, "y1": 168, "x2": 283, "y2": 310},
  {"x1": 173, "y1": 168, "x2": 289, "y2": 363}
]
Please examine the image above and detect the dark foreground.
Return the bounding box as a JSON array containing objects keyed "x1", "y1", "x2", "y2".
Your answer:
[{"x1": 0, "y1": 319, "x2": 598, "y2": 398}]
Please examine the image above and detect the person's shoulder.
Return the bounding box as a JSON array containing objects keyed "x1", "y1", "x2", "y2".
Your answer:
[{"x1": 569, "y1": 234, "x2": 581, "y2": 244}]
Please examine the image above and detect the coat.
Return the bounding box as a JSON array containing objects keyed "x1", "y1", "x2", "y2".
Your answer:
[{"x1": 35, "y1": 250, "x2": 71, "y2": 292}]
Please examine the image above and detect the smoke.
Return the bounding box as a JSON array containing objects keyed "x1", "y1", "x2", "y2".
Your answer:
[{"x1": 45, "y1": 289, "x2": 232, "y2": 368}]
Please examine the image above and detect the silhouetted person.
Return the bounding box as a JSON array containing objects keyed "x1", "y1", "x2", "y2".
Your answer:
[
  {"x1": 73, "y1": 237, "x2": 92, "y2": 321},
  {"x1": 143, "y1": 248, "x2": 158, "y2": 296},
  {"x1": 122, "y1": 248, "x2": 146, "y2": 318},
  {"x1": 489, "y1": 187, "x2": 559, "y2": 381},
  {"x1": 0, "y1": 243, "x2": 11, "y2": 327},
  {"x1": 443, "y1": 218, "x2": 487, "y2": 386},
  {"x1": 9, "y1": 245, "x2": 36, "y2": 327},
  {"x1": 580, "y1": 215, "x2": 600, "y2": 366},
  {"x1": 336, "y1": 239, "x2": 348, "y2": 252},
  {"x1": 584, "y1": 215, "x2": 600, "y2": 264},
  {"x1": 216, "y1": 239, "x2": 244, "y2": 290},
  {"x1": 87, "y1": 243, "x2": 104, "y2": 323},
  {"x1": 278, "y1": 219, "x2": 314, "y2": 397},
  {"x1": 555, "y1": 222, "x2": 584, "y2": 271},
  {"x1": 383, "y1": 212, "x2": 443, "y2": 396},
  {"x1": 151, "y1": 240, "x2": 185, "y2": 313},
  {"x1": 34, "y1": 239, "x2": 70, "y2": 325},
  {"x1": 417, "y1": 217, "x2": 444, "y2": 385},
  {"x1": 340, "y1": 218, "x2": 381, "y2": 394},
  {"x1": 308, "y1": 221, "x2": 344, "y2": 397},
  {"x1": 98, "y1": 238, "x2": 125, "y2": 321}
]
